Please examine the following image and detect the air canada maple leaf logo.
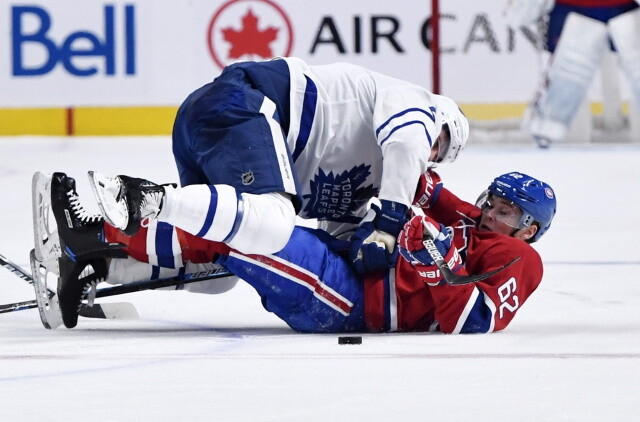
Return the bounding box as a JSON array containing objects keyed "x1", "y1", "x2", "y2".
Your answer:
[
  {"x1": 207, "y1": 0, "x2": 294, "y2": 70},
  {"x1": 222, "y1": 9, "x2": 278, "y2": 59},
  {"x1": 303, "y1": 165, "x2": 379, "y2": 223}
]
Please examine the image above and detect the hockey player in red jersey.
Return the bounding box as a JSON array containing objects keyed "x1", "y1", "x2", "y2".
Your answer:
[
  {"x1": 365, "y1": 171, "x2": 555, "y2": 333},
  {"x1": 33, "y1": 169, "x2": 555, "y2": 333}
]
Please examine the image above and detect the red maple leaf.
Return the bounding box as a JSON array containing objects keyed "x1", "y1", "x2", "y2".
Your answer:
[{"x1": 222, "y1": 9, "x2": 279, "y2": 59}]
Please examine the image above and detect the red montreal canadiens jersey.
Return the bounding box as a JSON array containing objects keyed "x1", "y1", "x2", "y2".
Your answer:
[{"x1": 363, "y1": 188, "x2": 544, "y2": 334}]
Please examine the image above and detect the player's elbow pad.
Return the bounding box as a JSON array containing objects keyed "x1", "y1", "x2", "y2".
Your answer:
[{"x1": 225, "y1": 192, "x2": 296, "y2": 255}]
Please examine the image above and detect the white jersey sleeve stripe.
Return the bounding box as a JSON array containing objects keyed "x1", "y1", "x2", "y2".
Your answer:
[
  {"x1": 259, "y1": 97, "x2": 297, "y2": 195},
  {"x1": 452, "y1": 288, "x2": 498, "y2": 334},
  {"x1": 388, "y1": 268, "x2": 399, "y2": 332},
  {"x1": 452, "y1": 287, "x2": 480, "y2": 334},
  {"x1": 145, "y1": 219, "x2": 159, "y2": 267}
]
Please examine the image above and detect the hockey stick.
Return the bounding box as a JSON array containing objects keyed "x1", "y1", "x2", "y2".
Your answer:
[
  {"x1": 0, "y1": 251, "x2": 136, "y2": 318},
  {"x1": 422, "y1": 236, "x2": 520, "y2": 285},
  {"x1": 411, "y1": 207, "x2": 520, "y2": 285},
  {"x1": 0, "y1": 299, "x2": 39, "y2": 314},
  {"x1": 0, "y1": 266, "x2": 233, "y2": 315}
]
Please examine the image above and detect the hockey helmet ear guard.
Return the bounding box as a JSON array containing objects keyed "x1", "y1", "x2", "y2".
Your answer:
[
  {"x1": 480, "y1": 171, "x2": 557, "y2": 242},
  {"x1": 432, "y1": 95, "x2": 469, "y2": 165}
]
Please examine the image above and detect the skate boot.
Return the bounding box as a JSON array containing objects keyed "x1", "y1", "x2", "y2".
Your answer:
[
  {"x1": 88, "y1": 171, "x2": 170, "y2": 236},
  {"x1": 32, "y1": 172, "x2": 128, "y2": 328}
]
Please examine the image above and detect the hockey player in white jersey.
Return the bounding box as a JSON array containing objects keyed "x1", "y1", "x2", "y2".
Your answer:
[
  {"x1": 31, "y1": 57, "x2": 468, "y2": 328},
  {"x1": 91, "y1": 57, "x2": 468, "y2": 268}
]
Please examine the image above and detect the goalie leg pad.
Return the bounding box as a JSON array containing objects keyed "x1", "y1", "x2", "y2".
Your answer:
[
  {"x1": 609, "y1": 8, "x2": 640, "y2": 108},
  {"x1": 527, "y1": 13, "x2": 609, "y2": 142}
]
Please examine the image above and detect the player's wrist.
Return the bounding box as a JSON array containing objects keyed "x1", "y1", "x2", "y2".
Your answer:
[{"x1": 374, "y1": 199, "x2": 409, "y2": 237}]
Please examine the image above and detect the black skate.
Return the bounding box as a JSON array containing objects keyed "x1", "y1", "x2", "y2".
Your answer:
[
  {"x1": 31, "y1": 171, "x2": 127, "y2": 329},
  {"x1": 88, "y1": 171, "x2": 170, "y2": 236}
]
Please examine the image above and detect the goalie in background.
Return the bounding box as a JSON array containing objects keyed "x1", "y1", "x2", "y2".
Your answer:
[
  {"x1": 505, "y1": 0, "x2": 640, "y2": 147},
  {"x1": 48, "y1": 170, "x2": 556, "y2": 334}
]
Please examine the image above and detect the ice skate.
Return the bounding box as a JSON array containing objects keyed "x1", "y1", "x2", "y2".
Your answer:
[
  {"x1": 31, "y1": 172, "x2": 127, "y2": 329},
  {"x1": 533, "y1": 136, "x2": 551, "y2": 149},
  {"x1": 88, "y1": 171, "x2": 168, "y2": 236}
]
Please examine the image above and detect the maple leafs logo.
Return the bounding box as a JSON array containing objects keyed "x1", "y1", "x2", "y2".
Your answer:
[
  {"x1": 222, "y1": 9, "x2": 279, "y2": 59},
  {"x1": 303, "y1": 165, "x2": 379, "y2": 223}
]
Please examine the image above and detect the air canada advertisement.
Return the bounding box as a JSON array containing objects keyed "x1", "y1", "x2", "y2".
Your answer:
[{"x1": 1, "y1": 0, "x2": 542, "y2": 107}]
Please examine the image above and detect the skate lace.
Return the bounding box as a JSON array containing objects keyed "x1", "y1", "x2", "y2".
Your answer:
[
  {"x1": 67, "y1": 189, "x2": 103, "y2": 224},
  {"x1": 140, "y1": 190, "x2": 164, "y2": 226}
]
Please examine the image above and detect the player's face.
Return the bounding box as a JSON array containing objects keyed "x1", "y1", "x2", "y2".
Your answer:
[
  {"x1": 478, "y1": 195, "x2": 523, "y2": 236},
  {"x1": 430, "y1": 126, "x2": 451, "y2": 163}
]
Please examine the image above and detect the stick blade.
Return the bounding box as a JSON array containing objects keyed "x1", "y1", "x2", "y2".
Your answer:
[
  {"x1": 80, "y1": 302, "x2": 139, "y2": 320},
  {"x1": 444, "y1": 257, "x2": 521, "y2": 286}
]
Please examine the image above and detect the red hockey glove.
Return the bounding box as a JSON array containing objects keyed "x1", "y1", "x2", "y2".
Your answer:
[
  {"x1": 398, "y1": 214, "x2": 463, "y2": 286},
  {"x1": 412, "y1": 170, "x2": 443, "y2": 209}
]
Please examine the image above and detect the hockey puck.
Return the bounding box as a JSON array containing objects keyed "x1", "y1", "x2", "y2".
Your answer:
[{"x1": 338, "y1": 336, "x2": 362, "y2": 345}]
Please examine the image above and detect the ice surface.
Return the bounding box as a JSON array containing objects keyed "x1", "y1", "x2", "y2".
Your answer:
[{"x1": 1, "y1": 136, "x2": 639, "y2": 421}]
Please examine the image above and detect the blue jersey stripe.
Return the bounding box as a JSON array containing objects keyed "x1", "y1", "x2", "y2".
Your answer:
[
  {"x1": 379, "y1": 120, "x2": 433, "y2": 147},
  {"x1": 292, "y1": 75, "x2": 317, "y2": 162},
  {"x1": 375, "y1": 107, "x2": 436, "y2": 137},
  {"x1": 460, "y1": 292, "x2": 494, "y2": 334},
  {"x1": 155, "y1": 222, "x2": 176, "y2": 269},
  {"x1": 196, "y1": 185, "x2": 218, "y2": 237},
  {"x1": 223, "y1": 190, "x2": 244, "y2": 242}
]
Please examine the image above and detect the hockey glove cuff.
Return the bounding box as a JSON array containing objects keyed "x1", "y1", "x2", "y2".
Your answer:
[
  {"x1": 350, "y1": 199, "x2": 408, "y2": 274},
  {"x1": 412, "y1": 170, "x2": 443, "y2": 209}
]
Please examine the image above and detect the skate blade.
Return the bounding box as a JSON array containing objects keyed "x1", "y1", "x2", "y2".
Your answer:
[
  {"x1": 87, "y1": 171, "x2": 128, "y2": 231},
  {"x1": 31, "y1": 172, "x2": 61, "y2": 273},
  {"x1": 30, "y1": 249, "x2": 63, "y2": 330}
]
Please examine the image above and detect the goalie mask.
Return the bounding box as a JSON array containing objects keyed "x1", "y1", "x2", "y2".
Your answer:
[
  {"x1": 476, "y1": 172, "x2": 557, "y2": 242},
  {"x1": 432, "y1": 95, "x2": 469, "y2": 165}
]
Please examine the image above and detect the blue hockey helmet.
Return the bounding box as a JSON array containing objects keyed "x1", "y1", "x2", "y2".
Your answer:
[{"x1": 484, "y1": 172, "x2": 557, "y2": 242}]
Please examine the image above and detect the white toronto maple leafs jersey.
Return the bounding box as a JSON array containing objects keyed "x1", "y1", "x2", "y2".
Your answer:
[{"x1": 282, "y1": 57, "x2": 446, "y2": 237}]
